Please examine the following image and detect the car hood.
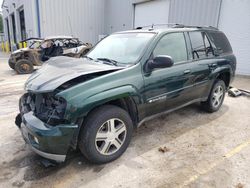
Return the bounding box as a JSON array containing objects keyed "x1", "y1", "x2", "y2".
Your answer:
[{"x1": 25, "y1": 56, "x2": 124, "y2": 92}]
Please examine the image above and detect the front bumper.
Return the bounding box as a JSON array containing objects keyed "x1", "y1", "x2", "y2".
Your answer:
[
  {"x1": 8, "y1": 57, "x2": 16, "y2": 67},
  {"x1": 9, "y1": 57, "x2": 15, "y2": 63},
  {"x1": 17, "y1": 112, "x2": 78, "y2": 162}
]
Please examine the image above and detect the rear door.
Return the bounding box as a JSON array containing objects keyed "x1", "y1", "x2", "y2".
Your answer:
[
  {"x1": 187, "y1": 31, "x2": 215, "y2": 99},
  {"x1": 142, "y1": 32, "x2": 197, "y2": 117}
]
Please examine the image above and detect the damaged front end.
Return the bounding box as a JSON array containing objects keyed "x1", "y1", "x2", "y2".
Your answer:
[
  {"x1": 16, "y1": 92, "x2": 78, "y2": 162},
  {"x1": 15, "y1": 57, "x2": 124, "y2": 162},
  {"x1": 17, "y1": 92, "x2": 68, "y2": 126}
]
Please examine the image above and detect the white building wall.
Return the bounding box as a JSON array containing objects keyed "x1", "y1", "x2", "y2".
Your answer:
[
  {"x1": 134, "y1": 0, "x2": 170, "y2": 28},
  {"x1": 39, "y1": 0, "x2": 105, "y2": 44},
  {"x1": 2, "y1": 0, "x2": 39, "y2": 43},
  {"x1": 168, "y1": 0, "x2": 222, "y2": 27},
  {"x1": 218, "y1": 0, "x2": 250, "y2": 75},
  {"x1": 104, "y1": 0, "x2": 134, "y2": 34},
  {"x1": 105, "y1": 0, "x2": 221, "y2": 31}
]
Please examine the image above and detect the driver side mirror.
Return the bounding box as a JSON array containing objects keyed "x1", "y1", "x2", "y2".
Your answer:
[{"x1": 146, "y1": 55, "x2": 174, "y2": 73}]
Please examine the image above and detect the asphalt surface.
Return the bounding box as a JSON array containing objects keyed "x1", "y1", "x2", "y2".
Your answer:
[{"x1": 0, "y1": 52, "x2": 250, "y2": 188}]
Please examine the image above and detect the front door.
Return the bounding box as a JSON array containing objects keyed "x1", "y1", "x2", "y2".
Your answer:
[{"x1": 142, "y1": 32, "x2": 197, "y2": 117}]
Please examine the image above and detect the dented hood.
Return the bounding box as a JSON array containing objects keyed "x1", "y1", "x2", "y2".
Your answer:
[{"x1": 25, "y1": 56, "x2": 123, "y2": 92}]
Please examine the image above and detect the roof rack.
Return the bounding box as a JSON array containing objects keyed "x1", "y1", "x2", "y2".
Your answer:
[
  {"x1": 136, "y1": 23, "x2": 218, "y2": 30},
  {"x1": 136, "y1": 23, "x2": 179, "y2": 30},
  {"x1": 173, "y1": 25, "x2": 219, "y2": 30}
]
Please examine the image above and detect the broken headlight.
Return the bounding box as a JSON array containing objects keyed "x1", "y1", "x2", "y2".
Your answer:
[{"x1": 19, "y1": 93, "x2": 68, "y2": 126}]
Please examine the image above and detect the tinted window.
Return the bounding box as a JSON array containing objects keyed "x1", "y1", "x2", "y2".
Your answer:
[
  {"x1": 189, "y1": 32, "x2": 203, "y2": 59},
  {"x1": 203, "y1": 33, "x2": 214, "y2": 57},
  {"x1": 189, "y1": 32, "x2": 214, "y2": 59},
  {"x1": 207, "y1": 32, "x2": 232, "y2": 54},
  {"x1": 153, "y1": 32, "x2": 187, "y2": 63}
]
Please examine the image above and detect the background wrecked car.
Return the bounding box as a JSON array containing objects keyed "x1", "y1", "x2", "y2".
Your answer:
[{"x1": 8, "y1": 36, "x2": 92, "y2": 74}]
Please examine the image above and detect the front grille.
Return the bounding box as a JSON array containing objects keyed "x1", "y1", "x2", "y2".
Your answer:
[{"x1": 20, "y1": 92, "x2": 67, "y2": 126}]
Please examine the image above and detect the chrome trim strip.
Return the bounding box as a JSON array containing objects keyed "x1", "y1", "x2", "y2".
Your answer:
[
  {"x1": 195, "y1": 79, "x2": 209, "y2": 86},
  {"x1": 138, "y1": 98, "x2": 204, "y2": 127},
  {"x1": 146, "y1": 80, "x2": 209, "y2": 103},
  {"x1": 146, "y1": 84, "x2": 194, "y2": 103}
]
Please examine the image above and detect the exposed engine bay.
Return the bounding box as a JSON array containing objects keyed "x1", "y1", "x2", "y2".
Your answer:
[{"x1": 19, "y1": 92, "x2": 68, "y2": 126}]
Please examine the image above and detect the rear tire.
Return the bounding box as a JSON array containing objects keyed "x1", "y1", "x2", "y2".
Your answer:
[
  {"x1": 201, "y1": 79, "x2": 226, "y2": 112},
  {"x1": 15, "y1": 59, "x2": 34, "y2": 74},
  {"x1": 79, "y1": 105, "x2": 133, "y2": 164}
]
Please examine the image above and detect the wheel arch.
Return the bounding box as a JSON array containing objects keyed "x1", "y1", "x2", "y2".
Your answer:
[
  {"x1": 214, "y1": 69, "x2": 232, "y2": 89},
  {"x1": 79, "y1": 94, "x2": 140, "y2": 128},
  {"x1": 100, "y1": 96, "x2": 139, "y2": 126},
  {"x1": 67, "y1": 86, "x2": 141, "y2": 149}
]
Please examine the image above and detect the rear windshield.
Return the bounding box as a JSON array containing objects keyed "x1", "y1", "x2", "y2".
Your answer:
[{"x1": 207, "y1": 31, "x2": 233, "y2": 54}]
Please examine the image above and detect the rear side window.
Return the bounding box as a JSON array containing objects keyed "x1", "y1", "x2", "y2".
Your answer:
[
  {"x1": 153, "y1": 32, "x2": 187, "y2": 63},
  {"x1": 189, "y1": 32, "x2": 213, "y2": 59},
  {"x1": 207, "y1": 32, "x2": 233, "y2": 54}
]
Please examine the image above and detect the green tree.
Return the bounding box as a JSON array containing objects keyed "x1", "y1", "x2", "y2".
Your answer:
[{"x1": 0, "y1": 14, "x2": 3, "y2": 33}]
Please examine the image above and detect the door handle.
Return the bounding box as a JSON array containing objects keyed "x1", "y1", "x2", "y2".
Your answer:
[{"x1": 183, "y1": 69, "x2": 191, "y2": 74}]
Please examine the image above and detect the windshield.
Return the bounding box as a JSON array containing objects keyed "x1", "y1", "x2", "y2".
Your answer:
[
  {"x1": 29, "y1": 41, "x2": 42, "y2": 49},
  {"x1": 88, "y1": 33, "x2": 155, "y2": 64}
]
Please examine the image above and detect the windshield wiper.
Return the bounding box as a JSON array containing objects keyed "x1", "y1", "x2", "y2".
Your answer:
[
  {"x1": 97, "y1": 58, "x2": 118, "y2": 66},
  {"x1": 82, "y1": 55, "x2": 93, "y2": 60}
]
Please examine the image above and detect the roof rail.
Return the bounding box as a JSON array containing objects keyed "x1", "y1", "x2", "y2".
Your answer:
[
  {"x1": 208, "y1": 26, "x2": 219, "y2": 30},
  {"x1": 172, "y1": 24, "x2": 218, "y2": 30},
  {"x1": 136, "y1": 23, "x2": 180, "y2": 30},
  {"x1": 136, "y1": 23, "x2": 218, "y2": 30}
]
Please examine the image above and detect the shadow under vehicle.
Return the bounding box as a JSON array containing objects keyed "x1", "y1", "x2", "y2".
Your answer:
[{"x1": 8, "y1": 36, "x2": 92, "y2": 74}]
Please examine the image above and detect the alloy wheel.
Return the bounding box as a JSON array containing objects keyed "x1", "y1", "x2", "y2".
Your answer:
[
  {"x1": 95, "y1": 118, "x2": 127, "y2": 155},
  {"x1": 212, "y1": 85, "x2": 224, "y2": 108}
]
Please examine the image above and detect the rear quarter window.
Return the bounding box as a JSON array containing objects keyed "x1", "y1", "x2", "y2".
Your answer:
[{"x1": 207, "y1": 32, "x2": 233, "y2": 54}]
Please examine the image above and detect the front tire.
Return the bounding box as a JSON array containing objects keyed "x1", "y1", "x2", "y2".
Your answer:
[
  {"x1": 79, "y1": 105, "x2": 133, "y2": 164},
  {"x1": 201, "y1": 79, "x2": 226, "y2": 112},
  {"x1": 8, "y1": 59, "x2": 15, "y2": 69},
  {"x1": 15, "y1": 59, "x2": 34, "y2": 74}
]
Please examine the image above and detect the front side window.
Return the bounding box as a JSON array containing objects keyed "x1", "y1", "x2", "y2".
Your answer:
[
  {"x1": 153, "y1": 32, "x2": 187, "y2": 63},
  {"x1": 189, "y1": 32, "x2": 214, "y2": 59},
  {"x1": 88, "y1": 33, "x2": 155, "y2": 64}
]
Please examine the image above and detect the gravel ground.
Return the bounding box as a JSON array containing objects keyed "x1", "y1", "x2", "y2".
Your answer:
[{"x1": 0, "y1": 52, "x2": 250, "y2": 188}]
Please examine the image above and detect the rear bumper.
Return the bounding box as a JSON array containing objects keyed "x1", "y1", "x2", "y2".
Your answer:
[{"x1": 17, "y1": 112, "x2": 78, "y2": 162}]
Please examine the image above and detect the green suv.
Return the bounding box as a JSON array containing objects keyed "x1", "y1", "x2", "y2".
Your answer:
[{"x1": 15, "y1": 25, "x2": 236, "y2": 164}]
